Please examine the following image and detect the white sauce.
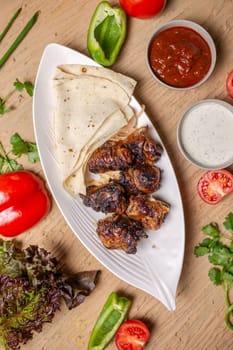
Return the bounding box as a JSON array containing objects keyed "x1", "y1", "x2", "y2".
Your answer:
[{"x1": 178, "y1": 100, "x2": 233, "y2": 168}]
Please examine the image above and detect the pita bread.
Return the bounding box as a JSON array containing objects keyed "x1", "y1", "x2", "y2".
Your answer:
[{"x1": 52, "y1": 64, "x2": 137, "y2": 195}]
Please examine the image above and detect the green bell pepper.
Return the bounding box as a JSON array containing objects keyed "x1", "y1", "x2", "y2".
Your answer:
[
  {"x1": 87, "y1": 1, "x2": 127, "y2": 67},
  {"x1": 88, "y1": 292, "x2": 131, "y2": 350}
]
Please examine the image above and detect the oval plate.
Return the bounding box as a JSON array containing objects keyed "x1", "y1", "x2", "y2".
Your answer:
[{"x1": 33, "y1": 43, "x2": 185, "y2": 311}]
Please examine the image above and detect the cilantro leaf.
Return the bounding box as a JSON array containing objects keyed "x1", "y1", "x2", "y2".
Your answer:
[
  {"x1": 2, "y1": 159, "x2": 23, "y2": 173},
  {"x1": 202, "y1": 223, "x2": 220, "y2": 238},
  {"x1": 23, "y1": 81, "x2": 34, "y2": 96},
  {"x1": 13, "y1": 79, "x2": 34, "y2": 96},
  {"x1": 230, "y1": 240, "x2": 233, "y2": 253},
  {"x1": 10, "y1": 133, "x2": 39, "y2": 163},
  {"x1": 0, "y1": 134, "x2": 39, "y2": 174},
  {"x1": 0, "y1": 97, "x2": 12, "y2": 115},
  {"x1": 221, "y1": 271, "x2": 233, "y2": 283},
  {"x1": 10, "y1": 133, "x2": 28, "y2": 156},
  {"x1": 27, "y1": 143, "x2": 39, "y2": 163},
  {"x1": 208, "y1": 267, "x2": 222, "y2": 285},
  {"x1": 194, "y1": 213, "x2": 233, "y2": 330},
  {"x1": 13, "y1": 78, "x2": 25, "y2": 92},
  {"x1": 224, "y1": 212, "x2": 233, "y2": 233},
  {"x1": 208, "y1": 245, "x2": 232, "y2": 266},
  {"x1": 194, "y1": 245, "x2": 209, "y2": 256}
]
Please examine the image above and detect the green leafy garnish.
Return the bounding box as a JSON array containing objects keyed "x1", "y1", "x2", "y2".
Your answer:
[
  {"x1": 0, "y1": 79, "x2": 34, "y2": 116},
  {"x1": 0, "y1": 97, "x2": 12, "y2": 115},
  {"x1": 0, "y1": 240, "x2": 99, "y2": 350},
  {"x1": 224, "y1": 213, "x2": 233, "y2": 233},
  {"x1": 0, "y1": 133, "x2": 39, "y2": 174},
  {"x1": 194, "y1": 212, "x2": 233, "y2": 330},
  {"x1": 10, "y1": 133, "x2": 39, "y2": 163},
  {"x1": 13, "y1": 78, "x2": 34, "y2": 96}
]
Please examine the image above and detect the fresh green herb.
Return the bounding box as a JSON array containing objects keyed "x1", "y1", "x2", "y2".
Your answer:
[
  {"x1": 224, "y1": 213, "x2": 233, "y2": 233},
  {"x1": 0, "y1": 97, "x2": 12, "y2": 115},
  {"x1": 0, "y1": 11, "x2": 39, "y2": 68},
  {"x1": 13, "y1": 78, "x2": 34, "y2": 96},
  {"x1": 0, "y1": 8, "x2": 22, "y2": 43},
  {"x1": 194, "y1": 213, "x2": 233, "y2": 330},
  {"x1": 0, "y1": 79, "x2": 34, "y2": 116},
  {"x1": 0, "y1": 239, "x2": 99, "y2": 350},
  {"x1": 0, "y1": 133, "x2": 39, "y2": 174},
  {"x1": 10, "y1": 132, "x2": 39, "y2": 163},
  {"x1": 88, "y1": 292, "x2": 131, "y2": 350}
]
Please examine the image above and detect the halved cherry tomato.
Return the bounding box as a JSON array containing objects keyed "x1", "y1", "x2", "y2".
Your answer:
[
  {"x1": 226, "y1": 70, "x2": 233, "y2": 98},
  {"x1": 115, "y1": 319, "x2": 150, "y2": 350},
  {"x1": 197, "y1": 170, "x2": 233, "y2": 204},
  {"x1": 119, "y1": 0, "x2": 166, "y2": 19},
  {"x1": 0, "y1": 171, "x2": 51, "y2": 237}
]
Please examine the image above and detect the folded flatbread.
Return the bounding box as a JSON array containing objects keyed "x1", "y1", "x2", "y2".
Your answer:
[{"x1": 52, "y1": 64, "x2": 137, "y2": 196}]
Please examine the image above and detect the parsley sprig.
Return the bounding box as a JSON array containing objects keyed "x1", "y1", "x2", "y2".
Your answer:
[
  {"x1": 194, "y1": 213, "x2": 233, "y2": 330},
  {"x1": 0, "y1": 79, "x2": 34, "y2": 115},
  {"x1": 0, "y1": 133, "x2": 39, "y2": 173}
]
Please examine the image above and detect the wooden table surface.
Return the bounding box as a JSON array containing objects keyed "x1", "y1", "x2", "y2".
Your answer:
[{"x1": 1, "y1": 1, "x2": 233, "y2": 349}]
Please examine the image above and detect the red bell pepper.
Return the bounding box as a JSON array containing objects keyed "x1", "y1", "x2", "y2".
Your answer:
[{"x1": 0, "y1": 170, "x2": 51, "y2": 237}]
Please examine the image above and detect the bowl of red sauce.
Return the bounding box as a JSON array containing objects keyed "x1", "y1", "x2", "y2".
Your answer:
[{"x1": 146, "y1": 20, "x2": 216, "y2": 90}]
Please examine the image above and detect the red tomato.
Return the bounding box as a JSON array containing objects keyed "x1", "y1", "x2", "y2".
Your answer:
[
  {"x1": 119, "y1": 0, "x2": 166, "y2": 19},
  {"x1": 197, "y1": 170, "x2": 233, "y2": 204},
  {"x1": 115, "y1": 319, "x2": 150, "y2": 350},
  {"x1": 226, "y1": 70, "x2": 233, "y2": 98},
  {"x1": 0, "y1": 171, "x2": 51, "y2": 237}
]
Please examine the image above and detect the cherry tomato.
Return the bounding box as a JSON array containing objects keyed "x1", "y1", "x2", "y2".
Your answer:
[
  {"x1": 197, "y1": 170, "x2": 233, "y2": 204},
  {"x1": 119, "y1": 0, "x2": 166, "y2": 19},
  {"x1": 226, "y1": 70, "x2": 233, "y2": 99},
  {"x1": 0, "y1": 171, "x2": 51, "y2": 237},
  {"x1": 115, "y1": 319, "x2": 150, "y2": 350}
]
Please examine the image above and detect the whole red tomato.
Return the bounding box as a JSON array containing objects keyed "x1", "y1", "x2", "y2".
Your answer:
[
  {"x1": 0, "y1": 171, "x2": 51, "y2": 237},
  {"x1": 119, "y1": 0, "x2": 166, "y2": 18}
]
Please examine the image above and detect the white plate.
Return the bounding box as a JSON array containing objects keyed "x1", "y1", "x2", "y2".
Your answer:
[{"x1": 33, "y1": 43, "x2": 185, "y2": 311}]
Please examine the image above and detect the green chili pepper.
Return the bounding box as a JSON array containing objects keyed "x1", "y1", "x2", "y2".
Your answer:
[
  {"x1": 88, "y1": 292, "x2": 131, "y2": 350},
  {"x1": 87, "y1": 1, "x2": 127, "y2": 67}
]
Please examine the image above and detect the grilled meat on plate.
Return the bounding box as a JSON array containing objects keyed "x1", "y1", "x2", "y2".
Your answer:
[
  {"x1": 80, "y1": 183, "x2": 127, "y2": 214},
  {"x1": 117, "y1": 165, "x2": 161, "y2": 195},
  {"x1": 87, "y1": 127, "x2": 162, "y2": 173},
  {"x1": 126, "y1": 194, "x2": 170, "y2": 230},
  {"x1": 96, "y1": 215, "x2": 148, "y2": 254}
]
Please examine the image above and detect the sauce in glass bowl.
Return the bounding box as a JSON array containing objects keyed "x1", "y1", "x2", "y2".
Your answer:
[{"x1": 148, "y1": 26, "x2": 211, "y2": 88}]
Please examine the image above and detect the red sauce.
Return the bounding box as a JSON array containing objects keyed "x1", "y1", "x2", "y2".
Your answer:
[{"x1": 149, "y1": 26, "x2": 212, "y2": 88}]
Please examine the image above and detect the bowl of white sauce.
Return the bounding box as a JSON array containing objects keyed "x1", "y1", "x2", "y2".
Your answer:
[{"x1": 177, "y1": 99, "x2": 233, "y2": 169}]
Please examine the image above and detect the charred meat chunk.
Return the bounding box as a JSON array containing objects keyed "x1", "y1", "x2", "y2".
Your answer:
[
  {"x1": 87, "y1": 127, "x2": 162, "y2": 174},
  {"x1": 87, "y1": 141, "x2": 133, "y2": 173},
  {"x1": 126, "y1": 194, "x2": 170, "y2": 230},
  {"x1": 117, "y1": 165, "x2": 161, "y2": 195},
  {"x1": 80, "y1": 183, "x2": 127, "y2": 214},
  {"x1": 96, "y1": 215, "x2": 148, "y2": 254},
  {"x1": 122, "y1": 127, "x2": 163, "y2": 166}
]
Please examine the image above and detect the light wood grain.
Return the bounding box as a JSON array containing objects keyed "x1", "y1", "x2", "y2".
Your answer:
[{"x1": 1, "y1": 0, "x2": 233, "y2": 349}]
